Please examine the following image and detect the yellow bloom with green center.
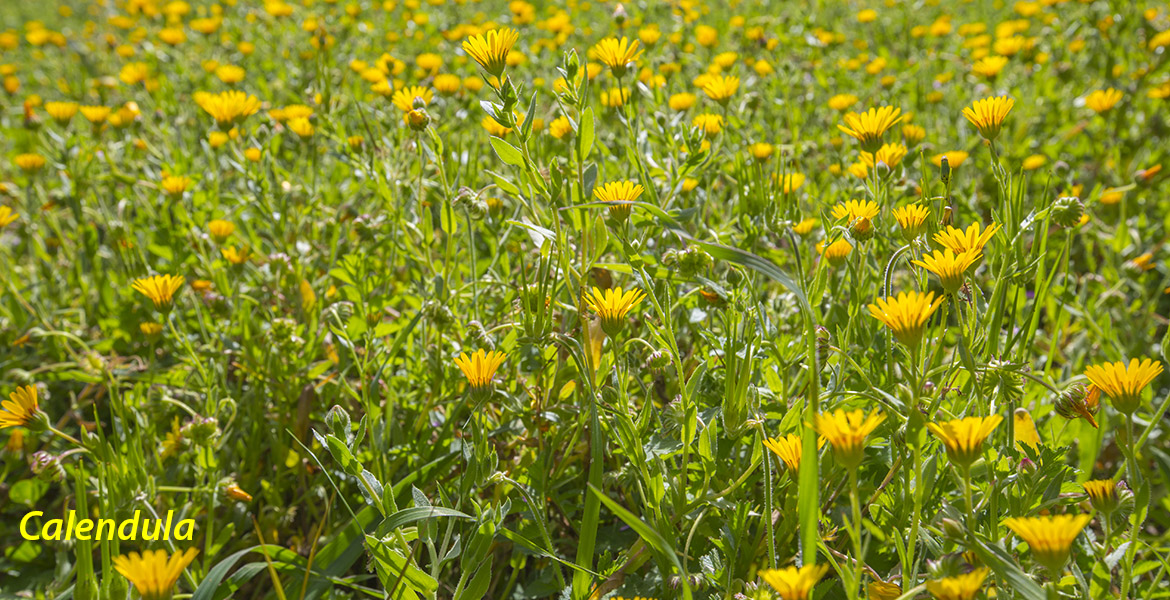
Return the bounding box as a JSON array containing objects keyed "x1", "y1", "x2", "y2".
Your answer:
[
  {"x1": 0, "y1": 385, "x2": 41, "y2": 429},
  {"x1": 892, "y1": 204, "x2": 930, "y2": 240},
  {"x1": 758, "y1": 564, "x2": 829, "y2": 600},
  {"x1": 132, "y1": 274, "x2": 186, "y2": 312},
  {"x1": 762, "y1": 433, "x2": 825, "y2": 472},
  {"x1": 0, "y1": 205, "x2": 18, "y2": 228},
  {"x1": 701, "y1": 74, "x2": 738, "y2": 104},
  {"x1": 207, "y1": 219, "x2": 235, "y2": 244},
  {"x1": 926, "y1": 415, "x2": 1002, "y2": 468},
  {"x1": 391, "y1": 85, "x2": 434, "y2": 112},
  {"x1": 160, "y1": 175, "x2": 191, "y2": 197},
  {"x1": 860, "y1": 142, "x2": 907, "y2": 171},
  {"x1": 831, "y1": 198, "x2": 879, "y2": 238},
  {"x1": 462, "y1": 28, "x2": 519, "y2": 78},
  {"x1": 913, "y1": 249, "x2": 981, "y2": 294},
  {"x1": 453, "y1": 349, "x2": 506, "y2": 394},
  {"x1": 114, "y1": 548, "x2": 199, "y2": 600},
  {"x1": 584, "y1": 286, "x2": 646, "y2": 337},
  {"x1": 812, "y1": 409, "x2": 884, "y2": 470},
  {"x1": 195, "y1": 90, "x2": 260, "y2": 127},
  {"x1": 1002, "y1": 514, "x2": 1092, "y2": 574},
  {"x1": 1083, "y1": 358, "x2": 1163, "y2": 415},
  {"x1": 592, "y1": 37, "x2": 643, "y2": 77},
  {"x1": 1083, "y1": 479, "x2": 1119, "y2": 513},
  {"x1": 594, "y1": 180, "x2": 644, "y2": 222},
  {"x1": 925, "y1": 567, "x2": 988, "y2": 600},
  {"x1": 838, "y1": 106, "x2": 904, "y2": 152},
  {"x1": 962, "y1": 95, "x2": 1014, "y2": 141},
  {"x1": 867, "y1": 291, "x2": 945, "y2": 348},
  {"x1": 933, "y1": 222, "x2": 1000, "y2": 255},
  {"x1": 1085, "y1": 88, "x2": 1123, "y2": 113}
]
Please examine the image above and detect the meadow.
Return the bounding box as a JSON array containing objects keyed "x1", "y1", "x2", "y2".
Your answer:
[{"x1": 1, "y1": 0, "x2": 1169, "y2": 599}]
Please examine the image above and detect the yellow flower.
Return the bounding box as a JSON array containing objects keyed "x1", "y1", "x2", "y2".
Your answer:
[
  {"x1": 453, "y1": 349, "x2": 506, "y2": 394},
  {"x1": 215, "y1": 64, "x2": 246, "y2": 84},
  {"x1": 594, "y1": 180, "x2": 643, "y2": 222},
  {"x1": 1085, "y1": 88, "x2": 1123, "y2": 113},
  {"x1": 1022, "y1": 154, "x2": 1047, "y2": 170},
  {"x1": 0, "y1": 385, "x2": 41, "y2": 429},
  {"x1": 913, "y1": 249, "x2": 981, "y2": 294},
  {"x1": 838, "y1": 106, "x2": 904, "y2": 152},
  {"x1": 80, "y1": 105, "x2": 110, "y2": 124},
  {"x1": 592, "y1": 37, "x2": 642, "y2": 77},
  {"x1": 114, "y1": 548, "x2": 199, "y2": 600},
  {"x1": 926, "y1": 415, "x2": 1002, "y2": 468},
  {"x1": 749, "y1": 143, "x2": 774, "y2": 161},
  {"x1": 549, "y1": 115, "x2": 573, "y2": 139},
  {"x1": 600, "y1": 87, "x2": 630, "y2": 108},
  {"x1": 207, "y1": 219, "x2": 234, "y2": 243},
  {"x1": 868, "y1": 581, "x2": 902, "y2": 600},
  {"x1": 1002, "y1": 514, "x2": 1092, "y2": 573},
  {"x1": 391, "y1": 85, "x2": 433, "y2": 111},
  {"x1": 196, "y1": 90, "x2": 261, "y2": 127},
  {"x1": 1083, "y1": 479, "x2": 1119, "y2": 513},
  {"x1": 0, "y1": 205, "x2": 18, "y2": 228},
  {"x1": 860, "y1": 142, "x2": 907, "y2": 171},
  {"x1": 132, "y1": 274, "x2": 186, "y2": 311},
  {"x1": 792, "y1": 218, "x2": 817, "y2": 236},
  {"x1": 758, "y1": 564, "x2": 829, "y2": 600},
  {"x1": 462, "y1": 28, "x2": 519, "y2": 78},
  {"x1": 160, "y1": 175, "x2": 191, "y2": 198},
  {"x1": 933, "y1": 222, "x2": 1000, "y2": 255},
  {"x1": 925, "y1": 567, "x2": 989, "y2": 600},
  {"x1": 892, "y1": 204, "x2": 930, "y2": 240},
  {"x1": 775, "y1": 172, "x2": 806, "y2": 194},
  {"x1": 139, "y1": 322, "x2": 164, "y2": 337},
  {"x1": 762, "y1": 433, "x2": 825, "y2": 472},
  {"x1": 288, "y1": 117, "x2": 314, "y2": 137},
  {"x1": 831, "y1": 198, "x2": 879, "y2": 239},
  {"x1": 14, "y1": 153, "x2": 46, "y2": 173},
  {"x1": 1083, "y1": 358, "x2": 1163, "y2": 415},
  {"x1": 868, "y1": 291, "x2": 945, "y2": 348},
  {"x1": 44, "y1": 101, "x2": 78, "y2": 125},
  {"x1": 701, "y1": 74, "x2": 738, "y2": 104},
  {"x1": 221, "y1": 246, "x2": 250, "y2": 264},
  {"x1": 585, "y1": 286, "x2": 646, "y2": 337},
  {"x1": 820, "y1": 239, "x2": 853, "y2": 267},
  {"x1": 902, "y1": 124, "x2": 926, "y2": 145},
  {"x1": 692, "y1": 113, "x2": 723, "y2": 137},
  {"x1": 433, "y1": 74, "x2": 461, "y2": 94},
  {"x1": 828, "y1": 93, "x2": 858, "y2": 111},
  {"x1": 931, "y1": 151, "x2": 969, "y2": 167},
  {"x1": 669, "y1": 92, "x2": 696, "y2": 111},
  {"x1": 813, "y1": 409, "x2": 884, "y2": 470},
  {"x1": 962, "y1": 95, "x2": 1014, "y2": 141}
]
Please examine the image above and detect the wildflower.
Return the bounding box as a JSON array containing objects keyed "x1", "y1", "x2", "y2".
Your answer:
[
  {"x1": 927, "y1": 415, "x2": 1002, "y2": 468},
  {"x1": 902, "y1": 124, "x2": 926, "y2": 145},
  {"x1": 44, "y1": 101, "x2": 78, "y2": 125},
  {"x1": 792, "y1": 218, "x2": 817, "y2": 236},
  {"x1": 225, "y1": 483, "x2": 253, "y2": 502},
  {"x1": 776, "y1": 172, "x2": 806, "y2": 194},
  {"x1": 669, "y1": 92, "x2": 697, "y2": 111},
  {"x1": 749, "y1": 143, "x2": 774, "y2": 161},
  {"x1": 860, "y1": 142, "x2": 907, "y2": 172},
  {"x1": 934, "y1": 222, "x2": 1000, "y2": 254},
  {"x1": 812, "y1": 409, "x2": 885, "y2": 470},
  {"x1": 80, "y1": 105, "x2": 110, "y2": 124},
  {"x1": 868, "y1": 291, "x2": 945, "y2": 348},
  {"x1": 1, "y1": 385, "x2": 45, "y2": 430},
  {"x1": 914, "y1": 249, "x2": 981, "y2": 294},
  {"x1": 692, "y1": 113, "x2": 723, "y2": 137},
  {"x1": 14, "y1": 153, "x2": 45, "y2": 173},
  {"x1": 931, "y1": 151, "x2": 969, "y2": 168},
  {"x1": 549, "y1": 116, "x2": 574, "y2": 139},
  {"x1": 828, "y1": 93, "x2": 858, "y2": 111},
  {"x1": 594, "y1": 180, "x2": 643, "y2": 222},
  {"x1": 1022, "y1": 154, "x2": 1047, "y2": 170},
  {"x1": 820, "y1": 239, "x2": 853, "y2": 267},
  {"x1": 762, "y1": 434, "x2": 825, "y2": 472},
  {"x1": 139, "y1": 322, "x2": 163, "y2": 337},
  {"x1": 592, "y1": 37, "x2": 642, "y2": 77},
  {"x1": 1083, "y1": 358, "x2": 1163, "y2": 415},
  {"x1": 962, "y1": 96, "x2": 1014, "y2": 141},
  {"x1": 221, "y1": 246, "x2": 249, "y2": 265},
  {"x1": 701, "y1": 74, "x2": 738, "y2": 105},
  {"x1": 1013, "y1": 408, "x2": 1041, "y2": 453},
  {"x1": 196, "y1": 90, "x2": 261, "y2": 127},
  {"x1": 832, "y1": 199, "x2": 879, "y2": 236},
  {"x1": 453, "y1": 349, "x2": 506, "y2": 395},
  {"x1": 215, "y1": 64, "x2": 245, "y2": 84},
  {"x1": 207, "y1": 219, "x2": 234, "y2": 243},
  {"x1": 868, "y1": 581, "x2": 902, "y2": 600},
  {"x1": 1085, "y1": 88, "x2": 1123, "y2": 113},
  {"x1": 463, "y1": 28, "x2": 519, "y2": 78},
  {"x1": 160, "y1": 175, "x2": 191, "y2": 198},
  {"x1": 925, "y1": 568, "x2": 989, "y2": 600},
  {"x1": 433, "y1": 74, "x2": 461, "y2": 94},
  {"x1": 1002, "y1": 514, "x2": 1092, "y2": 574},
  {"x1": 584, "y1": 286, "x2": 646, "y2": 337},
  {"x1": 391, "y1": 85, "x2": 433, "y2": 111},
  {"x1": 893, "y1": 204, "x2": 930, "y2": 240},
  {"x1": 114, "y1": 548, "x2": 199, "y2": 600},
  {"x1": 245, "y1": 147, "x2": 262, "y2": 162},
  {"x1": 1054, "y1": 384, "x2": 1099, "y2": 427},
  {"x1": 132, "y1": 274, "x2": 186, "y2": 312},
  {"x1": 758, "y1": 564, "x2": 829, "y2": 600},
  {"x1": 0, "y1": 205, "x2": 17, "y2": 228},
  {"x1": 838, "y1": 106, "x2": 903, "y2": 152},
  {"x1": 600, "y1": 87, "x2": 630, "y2": 108}
]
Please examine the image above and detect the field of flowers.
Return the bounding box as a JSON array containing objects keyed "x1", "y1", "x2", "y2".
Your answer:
[{"x1": 2, "y1": 0, "x2": 1169, "y2": 598}]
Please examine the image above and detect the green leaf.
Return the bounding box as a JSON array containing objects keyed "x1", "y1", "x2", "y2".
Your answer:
[
  {"x1": 970, "y1": 539, "x2": 1047, "y2": 600},
  {"x1": 191, "y1": 545, "x2": 288, "y2": 600},
  {"x1": 374, "y1": 506, "x2": 472, "y2": 537},
  {"x1": 580, "y1": 107, "x2": 595, "y2": 159},
  {"x1": 487, "y1": 169, "x2": 520, "y2": 196},
  {"x1": 587, "y1": 484, "x2": 693, "y2": 600},
  {"x1": 489, "y1": 136, "x2": 524, "y2": 167}
]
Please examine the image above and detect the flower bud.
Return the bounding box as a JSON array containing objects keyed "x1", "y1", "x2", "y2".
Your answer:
[
  {"x1": 939, "y1": 156, "x2": 951, "y2": 185},
  {"x1": 31, "y1": 451, "x2": 64, "y2": 482},
  {"x1": 1051, "y1": 196, "x2": 1085, "y2": 228}
]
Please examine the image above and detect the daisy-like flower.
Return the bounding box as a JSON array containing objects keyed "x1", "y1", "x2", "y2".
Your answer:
[
  {"x1": 972, "y1": 55, "x2": 1008, "y2": 78},
  {"x1": 1054, "y1": 384, "x2": 1100, "y2": 428},
  {"x1": 868, "y1": 291, "x2": 945, "y2": 348},
  {"x1": 584, "y1": 286, "x2": 646, "y2": 337},
  {"x1": 592, "y1": 37, "x2": 643, "y2": 77},
  {"x1": 43, "y1": 101, "x2": 78, "y2": 125},
  {"x1": 828, "y1": 93, "x2": 859, "y2": 111},
  {"x1": 207, "y1": 219, "x2": 234, "y2": 244},
  {"x1": 838, "y1": 106, "x2": 904, "y2": 152},
  {"x1": 160, "y1": 175, "x2": 191, "y2": 198},
  {"x1": 221, "y1": 246, "x2": 249, "y2": 265},
  {"x1": 0, "y1": 205, "x2": 18, "y2": 228},
  {"x1": 131, "y1": 274, "x2": 186, "y2": 312},
  {"x1": 762, "y1": 433, "x2": 825, "y2": 472},
  {"x1": 832, "y1": 199, "x2": 880, "y2": 227},
  {"x1": 913, "y1": 249, "x2": 981, "y2": 294},
  {"x1": 758, "y1": 564, "x2": 829, "y2": 600},
  {"x1": 1083, "y1": 479, "x2": 1119, "y2": 513},
  {"x1": 1002, "y1": 514, "x2": 1092, "y2": 574},
  {"x1": 749, "y1": 142, "x2": 774, "y2": 161},
  {"x1": 701, "y1": 74, "x2": 739, "y2": 105},
  {"x1": 925, "y1": 567, "x2": 989, "y2": 600},
  {"x1": 195, "y1": 90, "x2": 261, "y2": 127},
  {"x1": 812, "y1": 409, "x2": 885, "y2": 470},
  {"x1": 962, "y1": 95, "x2": 1014, "y2": 141},
  {"x1": 80, "y1": 105, "x2": 111, "y2": 124},
  {"x1": 892, "y1": 204, "x2": 930, "y2": 240},
  {"x1": 14, "y1": 153, "x2": 46, "y2": 173},
  {"x1": 775, "y1": 172, "x2": 806, "y2": 194},
  {"x1": 114, "y1": 548, "x2": 199, "y2": 600},
  {"x1": 934, "y1": 222, "x2": 1000, "y2": 255},
  {"x1": 868, "y1": 581, "x2": 902, "y2": 600},
  {"x1": 692, "y1": 113, "x2": 723, "y2": 137},
  {"x1": 1084, "y1": 88, "x2": 1123, "y2": 114},
  {"x1": 462, "y1": 28, "x2": 519, "y2": 78},
  {"x1": 594, "y1": 180, "x2": 643, "y2": 222},
  {"x1": 391, "y1": 86, "x2": 433, "y2": 112},
  {"x1": 926, "y1": 415, "x2": 1003, "y2": 469},
  {"x1": 1083, "y1": 358, "x2": 1163, "y2": 415},
  {"x1": 860, "y1": 142, "x2": 908, "y2": 172},
  {"x1": 0, "y1": 385, "x2": 43, "y2": 430},
  {"x1": 453, "y1": 349, "x2": 506, "y2": 396},
  {"x1": 820, "y1": 239, "x2": 853, "y2": 267}
]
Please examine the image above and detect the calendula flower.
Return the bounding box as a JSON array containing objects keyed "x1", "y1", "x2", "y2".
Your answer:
[
  {"x1": 931, "y1": 151, "x2": 969, "y2": 168},
  {"x1": 585, "y1": 286, "x2": 646, "y2": 336},
  {"x1": 160, "y1": 175, "x2": 191, "y2": 198},
  {"x1": 902, "y1": 124, "x2": 926, "y2": 145},
  {"x1": 860, "y1": 142, "x2": 908, "y2": 171},
  {"x1": 1083, "y1": 479, "x2": 1119, "y2": 513},
  {"x1": 392, "y1": 85, "x2": 433, "y2": 111},
  {"x1": 221, "y1": 246, "x2": 249, "y2": 264},
  {"x1": 892, "y1": 204, "x2": 930, "y2": 240},
  {"x1": 962, "y1": 96, "x2": 1014, "y2": 141},
  {"x1": 594, "y1": 180, "x2": 643, "y2": 222},
  {"x1": 813, "y1": 409, "x2": 885, "y2": 470},
  {"x1": 225, "y1": 483, "x2": 253, "y2": 502},
  {"x1": 749, "y1": 142, "x2": 774, "y2": 161},
  {"x1": 0, "y1": 205, "x2": 17, "y2": 228},
  {"x1": 913, "y1": 249, "x2": 981, "y2": 294},
  {"x1": 139, "y1": 322, "x2": 164, "y2": 337},
  {"x1": 0, "y1": 385, "x2": 43, "y2": 429},
  {"x1": 926, "y1": 415, "x2": 1003, "y2": 468},
  {"x1": 14, "y1": 153, "x2": 45, "y2": 173},
  {"x1": 114, "y1": 548, "x2": 199, "y2": 600},
  {"x1": 792, "y1": 218, "x2": 818, "y2": 236},
  {"x1": 838, "y1": 106, "x2": 903, "y2": 152},
  {"x1": 1083, "y1": 358, "x2": 1163, "y2": 415},
  {"x1": 820, "y1": 239, "x2": 853, "y2": 267},
  {"x1": 868, "y1": 581, "x2": 902, "y2": 600},
  {"x1": 831, "y1": 198, "x2": 879, "y2": 239},
  {"x1": 288, "y1": 117, "x2": 314, "y2": 137},
  {"x1": 934, "y1": 222, "x2": 1000, "y2": 254},
  {"x1": 454, "y1": 349, "x2": 506, "y2": 394},
  {"x1": 592, "y1": 37, "x2": 643, "y2": 77},
  {"x1": 868, "y1": 291, "x2": 945, "y2": 348},
  {"x1": 207, "y1": 219, "x2": 234, "y2": 243},
  {"x1": 549, "y1": 115, "x2": 574, "y2": 139},
  {"x1": 828, "y1": 93, "x2": 859, "y2": 111},
  {"x1": 669, "y1": 92, "x2": 697, "y2": 111},
  {"x1": 776, "y1": 172, "x2": 806, "y2": 194},
  {"x1": 196, "y1": 90, "x2": 261, "y2": 127},
  {"x1": 1002, "y1": 514, "x2": 1092, "y2": 574},
  {"x1": 692, "y1": 113, "x2": 723, "y2": 136},
  {"x1": 925, "y1": 568, "x2": 988, "y2": 600},
  {"x1": 43, "y1": 101, "x2": 78, "y2": 125},
  {"x1": 701, "y1": 74, "x2": 739, "y2": 105},
  {"x1": 132, "y1": 274, "x2": 186, "y2": 311},
  {"x1": 80, "y1": 105, "x2": 111, "y2": 124},
  {"x1": 758, "y1": 564, "x2": 829, "y2": 600},
  {"x1": 1085, "y1": 88, "x2": 1123, "y2": 113},
  {"x1": 462, "y1": 28, "x2": 519, "y2": 78},
  {"x1": 762, "y1": 434, "x2": 825, "y2": 472},
  {"x1": 972, "y1": 55, "x2": 1008, "y2": 78}
]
